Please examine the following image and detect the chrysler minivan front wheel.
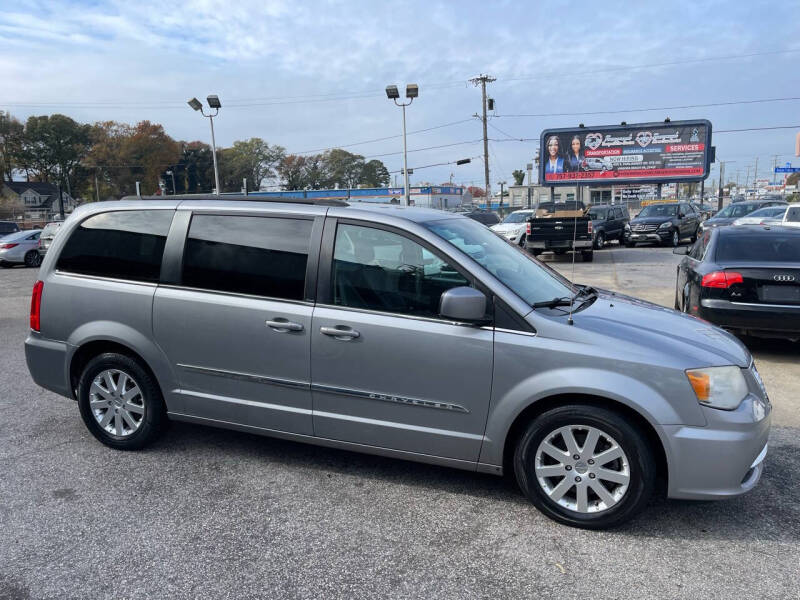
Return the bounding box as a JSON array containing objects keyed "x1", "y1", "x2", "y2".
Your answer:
[
  {"x1": 514, "y1": 404, "x2": 655, "y2": 529},
  {"x1": 77, "y1": 353, "x2": 166, "y2": 450}
]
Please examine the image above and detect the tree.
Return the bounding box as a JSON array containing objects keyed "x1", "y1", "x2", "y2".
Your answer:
[
  {"x1": 19, "y1": 114, "x2": 91, "y2": 195},
  {"x1": 0, "y1": 111, "x2": 24, "y2": 182},
  {"x1": 360, "y1": 159, "x2": 390, "y2": 187},
  {"x1": 277, "y1": 154, "x2": 307, "y2": 190},
  {"x1": 178, "y1": 142, "x2": 216, "y2": 194},
  {"x1": 219, "y1": 137, "x2": 285, "y2": 192},
  {"x1": 121, "y1": 121, "x2": 181, "y2": 195},
  {"x1": 302, "y1": 154, "x2": 329, "y2": 189},
  {"x1": 467, "y1": 186, "x2": 486, "y2": 197},
  {"x1": 786, "y1": 172, "x2": 799, "y2": 187},
  {"x1": 512, "y1": 169, "x2": 526, "y2": 186},
  {"x1": 324, "y1": 149, "x2": 365, "y2": 188}
]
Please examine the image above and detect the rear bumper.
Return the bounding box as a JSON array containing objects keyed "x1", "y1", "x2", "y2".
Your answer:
[
  {"x1": 25, "y1": 334, "x2": 72, "y2": 398},
  {"x1": 526, "y1": 239, "x2": 593, "y2": 250},
  {"x1": 699, "y1": 299, "x2": 800, "y2": 337},
  {"x1": 664, "y1": 395, "x2": 771, "y2": 500}
]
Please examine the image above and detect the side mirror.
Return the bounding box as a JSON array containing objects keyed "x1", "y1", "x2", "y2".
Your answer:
[
  {"x1": 439, "y1": 287, "x2": 487, "y2": 322},
  {"x1": 673, "y1": 246, "x2": 690, "y2": 255}
]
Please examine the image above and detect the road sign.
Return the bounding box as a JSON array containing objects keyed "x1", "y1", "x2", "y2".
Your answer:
[{"x1": 775, "y1": 166, "x2": 800, "y2": 173}]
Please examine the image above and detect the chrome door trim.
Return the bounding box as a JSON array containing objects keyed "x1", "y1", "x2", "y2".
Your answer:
[
  {"x1": 178, "y1": 363, "x2": 309, "y2": 390},
  {"x1": 314, "y1": 302, "x2": 482, "y2": 327},
  {"x1": 311, "y1": 382, "x2": 470, "y2": 413}
]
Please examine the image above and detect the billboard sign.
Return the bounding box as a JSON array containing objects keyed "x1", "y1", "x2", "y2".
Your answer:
[{"x1": 540, "y1": 119, "x2": 712, "y2": 186}]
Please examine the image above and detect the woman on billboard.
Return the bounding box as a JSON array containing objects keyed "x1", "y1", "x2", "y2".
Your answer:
[
  {"x1": 544, "y1": 135, "x2": 565, "y2": 174},
  {"x1": 565, "y1": 135, "x2": 585, "y2": 172}
]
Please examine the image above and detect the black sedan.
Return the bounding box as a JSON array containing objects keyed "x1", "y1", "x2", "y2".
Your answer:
[{"x1": 674, "y1": 225, "x2": 800, "y2": 340}]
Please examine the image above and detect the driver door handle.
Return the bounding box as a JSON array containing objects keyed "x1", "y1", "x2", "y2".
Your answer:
[
  {"x1": 320, "y1": 326, "x2": 360, "y2": 340},
  {"x1": 266, "y1": 318, "x2": 304, "y2": 333}
]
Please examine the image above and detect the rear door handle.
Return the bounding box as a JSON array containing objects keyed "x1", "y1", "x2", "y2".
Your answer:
[
  {"x1": 266, "y1": 318, "x2": 304, "y2": 333},
  {"x1": 320, "y1": 326, "x2": 360, "y2": 340}
]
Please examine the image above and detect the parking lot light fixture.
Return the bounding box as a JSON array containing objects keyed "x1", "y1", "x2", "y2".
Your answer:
[
  {"x1": 187, "y1": 95, "x2": 222, "y2": 195},
  {"x1": 386, "y1": 83, "x2": 418, "y2": 206}
]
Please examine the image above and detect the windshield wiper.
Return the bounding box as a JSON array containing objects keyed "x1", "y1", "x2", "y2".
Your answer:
[{"x1": 532, "y1": 296, "x2": 574, "y2": 309}]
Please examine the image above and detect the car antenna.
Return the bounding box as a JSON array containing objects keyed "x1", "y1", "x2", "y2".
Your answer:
[{"x1": 568, "y1": 189, "x2": 580, "y2": 326}]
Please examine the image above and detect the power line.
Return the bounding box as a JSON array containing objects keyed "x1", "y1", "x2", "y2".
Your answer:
[
  {"x1": 387, "y1": 154, "x2": 483, "y2": 174},
  {"x1": 362, "y1": 139, "x2": 483, "y2": 159},
  {"x1": 293, "y1": 118, "x2": 474, "y2": 155},
  {"x1": 499, "y1": 49, "x2": 800, "y2": 84},
  {"x1": 494, "y1": 96, "x2": 800, "y2": 118}
]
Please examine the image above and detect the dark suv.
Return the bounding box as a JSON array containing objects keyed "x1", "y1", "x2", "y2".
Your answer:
[
  {"x1": 587, "y1": 205, "x2": 630, "y2": 249},
  {"x1": 627, "y1": 202, "x2": 699, "y2": 247},
  {"x1": 0, "y1": 221, "x2": 20, "y2": 236}
]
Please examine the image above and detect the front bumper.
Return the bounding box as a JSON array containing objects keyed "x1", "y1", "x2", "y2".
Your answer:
[
  {"x1": 664, "y1": 393, "x2": 771, "y2": 500},
  {"x1": 628, "y1": 230, "x2": 671, "y2": 243},
  {"x1": 25, "y1": 334, "x2": 72, "y2": 398},
  {"x1": 698, "y1": 299, "x2": 800, "y2": 338}
]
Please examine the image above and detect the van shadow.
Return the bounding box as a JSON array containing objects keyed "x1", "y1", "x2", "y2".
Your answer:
[{"x1": 154, "y1": 420, "x2": 798, "y2": 543}]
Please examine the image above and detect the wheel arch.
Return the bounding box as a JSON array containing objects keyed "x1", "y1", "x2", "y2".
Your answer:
[{"x1": 497, "y1": 393, "x2": 669, "y2": 491}]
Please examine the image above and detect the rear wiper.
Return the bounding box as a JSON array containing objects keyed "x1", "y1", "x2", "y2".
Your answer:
[{"x1": 532, "y1": 296, "x2": 574, "y2": 309}]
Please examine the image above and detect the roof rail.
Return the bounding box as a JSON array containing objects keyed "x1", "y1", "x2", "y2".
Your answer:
[{"x1": 120, "y1": 194, "x2": 349, "y2": 207}]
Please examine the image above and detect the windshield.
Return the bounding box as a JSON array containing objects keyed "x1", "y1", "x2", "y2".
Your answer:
[
  {"x1": 41, "y1": 222, "x2": 62, "y2": 237},
  {"x1": 715, "y1": 204, "x2": 760, "y2": 219},
  {"x1": 424, "y1": 217, "x2": 573, "y2": 306},
  {"x1": 502, "y1": 212, "x2": 531, "y2": 224},
  {"x1": 637, "y1": 204, "x2": 677, "y2": 218},
  {"x1": 745, "y1": 206, "x2": 786, "y2": 219}
]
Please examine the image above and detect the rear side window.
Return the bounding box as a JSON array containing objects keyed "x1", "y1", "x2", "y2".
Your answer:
[
  {"x1": 786, "y1": 206, "x2": 800, "y2": 223},
  {"x1": 57, "y1": 210, "x2": 173, "y2": 282},
  {"x1": 182, "y1": 215, "x2": 313, "y2": 300}
]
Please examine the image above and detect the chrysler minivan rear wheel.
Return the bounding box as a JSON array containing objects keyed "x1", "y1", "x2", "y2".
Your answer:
[
  {"x1": 77, "y1": 352, "x2": 166, "y2": 450},
  {"x1": 514, "y1": 404, "x2": 655, "y2": 529}
]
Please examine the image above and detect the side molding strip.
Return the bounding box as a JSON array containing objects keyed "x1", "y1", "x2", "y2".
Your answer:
[{"x1": 311, "y1": 383, "x2": 470, "y2": 414}]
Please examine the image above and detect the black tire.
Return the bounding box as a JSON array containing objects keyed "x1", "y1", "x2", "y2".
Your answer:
[
  {"x1": 625, "y1": 240, "x2": 635, "y2": 248},
  {"x1": 513, "y1": 404, "x2": 656, "y2": 529},
  {"x1": 0, "y1": 262, "x2": 12, "y2": 268},
  {"x1": 593, "y1": 231, "x2": 605, "y2": 249},
  {"x1": 690, "y1": 228, "x2": 698, "y2": 243},
  {"x1": 24, "y1": 250, "x2": 42, "y2": 268},
  {"x1": 669, "y1": 229, "x2": 679, "y2": 247},
  {"x1": 77, "y1": 352, "x2": 166, "y2": 450},
  {"x1": 518, "y1": 234, "x2": 526, "y2": 247},
  {"x1": 581, "y1": 250, "x2": 594, "y2": 262}
]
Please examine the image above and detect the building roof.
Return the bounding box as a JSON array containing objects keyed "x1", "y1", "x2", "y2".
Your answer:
[{"x1": 4, "y1": 181, "x2": 60, "y2": 196}]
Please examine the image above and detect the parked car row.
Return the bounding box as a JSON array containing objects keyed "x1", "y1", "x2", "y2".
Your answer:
[{"x1": 0, "y1": 221, "x2": 63, "y2": 268}]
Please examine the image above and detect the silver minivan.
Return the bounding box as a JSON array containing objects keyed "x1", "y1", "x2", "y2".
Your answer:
[{"x1": 25, "y1": 197, "x2": 771, "y2": 528}]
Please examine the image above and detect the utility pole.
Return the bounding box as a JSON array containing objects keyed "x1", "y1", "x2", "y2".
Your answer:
[
  {"x1": 717, "y1": 161, "x2": 726, "y2": 211},
  {"x1": 498, "y1": 181, "x2": 506, "y2": 209},
  {"x1": 753, "y1": 157, "x2": 758, "y2": 190},
  {"x1": 470, "y1": 74, "x2": 496, "y2": 207}
]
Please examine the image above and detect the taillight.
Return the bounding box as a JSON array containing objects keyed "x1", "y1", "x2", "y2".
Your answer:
[
  {"x1": 587, "y1": 220, "x2": 593, "y2": 235},
  {"x1": 30, "y1": 280, "x2": 43, "y2": 331},
  {"x1": 0, "y1": 243, "x2": 19, "y2": 249},
  {"x1": 526, "y1": 222, "x2": 531, "y2": 235},
  {"x1": 701, "y1": 271, "x2": 744, "y2": 288}
]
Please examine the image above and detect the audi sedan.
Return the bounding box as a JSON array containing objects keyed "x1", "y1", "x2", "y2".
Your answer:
[{"x1": 674, "y1": 225, "x2": 800, "y2": 340}]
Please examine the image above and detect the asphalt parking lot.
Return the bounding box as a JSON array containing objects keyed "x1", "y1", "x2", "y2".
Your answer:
[{"x1": 1, "y1": 248, "x2": 798, "y2": 600}]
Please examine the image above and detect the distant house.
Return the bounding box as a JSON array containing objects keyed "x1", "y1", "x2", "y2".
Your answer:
[{"x1": 1, "y1": 181, "x2": 77, "y2": 220}]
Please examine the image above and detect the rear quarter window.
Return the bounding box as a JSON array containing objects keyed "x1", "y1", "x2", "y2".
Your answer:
[{"x1": 56, "y1": 210, "x2": 174, "y2": 282}]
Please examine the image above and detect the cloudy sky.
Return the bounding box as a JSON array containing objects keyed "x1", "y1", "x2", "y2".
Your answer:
[{"x1": 2, "y1": 0, "x2": 799, "y2": 190}]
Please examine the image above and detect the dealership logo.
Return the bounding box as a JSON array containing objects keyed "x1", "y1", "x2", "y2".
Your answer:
[
  {"x1": 773, "y1": 274, "x2": 796, "y2": 282},
  {"x1": 585, "y1": 133, "x2": 602, "y2": 150},
  {"x1": 690, "y1": 128, "x2": 700, "y2": 142},
  {"x1": 635, "y1": 131, "x2": 653, "y2": 147}
]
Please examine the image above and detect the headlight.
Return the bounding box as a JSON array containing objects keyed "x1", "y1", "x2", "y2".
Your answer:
[
  {"x1": 686, "y1": 366, "x2": 748, "y2": 410},
  {"x1": 658, "y1": 221, "x2": 672, "y2": 229},
  {"x1": 624, "y1": 223, "x2": 631, "y2": 231}
]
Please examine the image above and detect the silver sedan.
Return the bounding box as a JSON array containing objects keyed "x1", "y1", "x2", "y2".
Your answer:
[{"x1": 0, "y1": 230, "x2": 43, "y2": 268}]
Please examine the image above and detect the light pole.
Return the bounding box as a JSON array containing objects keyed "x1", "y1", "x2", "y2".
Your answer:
[
  {"x1": 188, "y1": 95, "x2": 222, "y2": 195},
  {"x1": 165, "y1": 170, "x2": 176, "y2": 195},
  {"x1": 386, "y1": 84, "x2": 418, "y2": 206}
]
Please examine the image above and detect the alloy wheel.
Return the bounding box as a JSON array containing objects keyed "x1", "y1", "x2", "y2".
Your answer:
[
  {"x1": 534, "y1": 425, "x2": 630, "y2": 514},
  {"x1": 89, "y1": 369, "x2": 145, "y2": 437}
]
